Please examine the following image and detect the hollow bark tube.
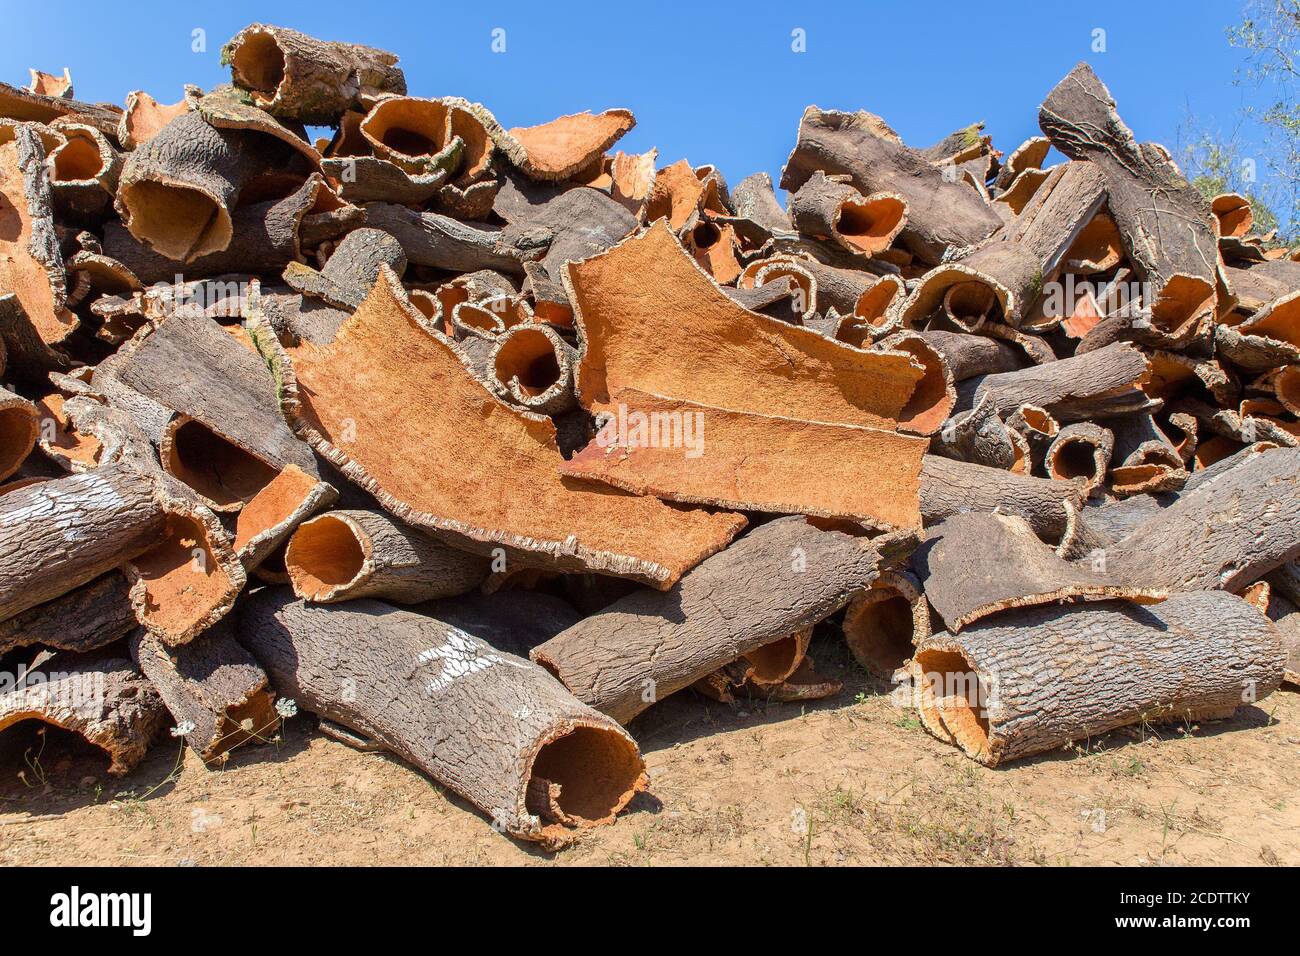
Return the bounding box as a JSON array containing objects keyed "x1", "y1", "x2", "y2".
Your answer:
[
  {"x1": 0, "y1": 465, "x2": 166, "y2": 624},
  {"x1": 226, "y1": 23, "x2": 406, "y2": 124},
  {"x1": 1044, "y1": 422, "x2": 1114, "y2": 496},
  {"x1": 489, "y1": 324, "x2": 577, "y2": 415},
  {"x1": 909, "y1": 591, "x2": 1283, "y2": 766},
  {"x1": 969, "y1": 342, "x2": 1150, "y2": 420},
  {"x1": 788, "y1": 171, "x2": 906, "y2": 257},
  {"x1": 115, "y1": 111, "x2": 277, "y2": 262},
  {"x1": 0, "y1": 386, "x2": 39, "y2": 482},
  {"x1": 0, "y1": 649, "x2": 168, "y2": 776},
  {"x1": 239, "y1": 589, "x2": 648, "y2": 847},
  {"x1": 1106, "y1": 446, "x2": 1300, "y2": 593},
  {"x1": 531, "y1": 516, "x2": 916, "y2": 724},
  {"x1": 285, "y1": 509, "x2": 490, "y2": 604},
  {"x1": 842, "y1": 570, "x2": 929, "y2": 678},
  {"x1": 920, "y1": 454, "x2": 1083, "y2": 543}
]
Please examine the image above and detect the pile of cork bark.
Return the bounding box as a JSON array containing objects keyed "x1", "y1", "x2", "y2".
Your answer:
[{"x1": 0, "y1": 24, "x2": 1297, "y2": 847}]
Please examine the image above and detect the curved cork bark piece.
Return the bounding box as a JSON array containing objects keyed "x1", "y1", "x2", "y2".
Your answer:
[
  {"x1": 0, "y1": 465, "x2": 166, "y2": 624},
  {"x1": 843, "y1": 569, "x2": 929, "y2": 678},
  {"x1": 47, "y1": 121, "x2": 120, "y2": 224},
  {"x1": 780, "y1": 107, "x2": 1001, "y2": 265},
  {"x1": 1222, "y1": 290, "x2": 1300, "y2": 371},
  {"x1": 196, "y1": 85, "x2": 322, "y2": 168},
  {"x1": 116, "y1": 110, "x2": 294, "y2": 262},
  {"x1": 834, "y1": 274, "x2": 905, "y2": 343},
  {"x1": 112, "y1": 310, "x2": 318, "y2": 512},
  {"x1": 994, "y1": 136, "x2": 1050, "y2": 191},
  {"x1": 0, "y1": 386, "x2": 38, "y2": 482},
  {"x1": 930, "y1": 394, "x2": 1018, "y2": 471},
  {"x1": 560, "y1": 389, "x2": 925, "y2": 529},
  {"x1": 321, "y1": 148, "x2": 458, "y2": 204},
  {"x1": 364, "y1": 203, "x2": 540, "y2": 274},
  {"x1": 909, "y1": 591, "x2": 1283, "y2": 766},
  {"x1": 489, "y1": 324, "x2": 577, "y2": 415},
  {"x1": 232, "y1": 463, "x2": 338, "y2": 571},
  {"x1": 872, "y1": 330, "x2": 954, "y2": 435},
  {"x1": 1211, "y1": 193, "x2": 1253, "y2": 238},
  {"x1": 1005, "y1": 403, "x2": 1059, "y2": 475},
  {"x1": 901, "y1": 242, "x2": 1044, "y2": 331},
  {"x1": 914, "y1": 330, "x2": 1022, "y2": 382},
  {"x1": 496, "y1": 109, "x2": 635, "y2": 182},
  {"x1": 732, "y1": 172, "x2": 791, "y2": 233},
  {"x1": 788, "y1": 171, "x2": 907, "y2": 258},
  {"x1": 0, "y1": 126, "x2": 77, "y2": 354},
  {"x1": 0, "y1": 649, "x2": 166, "y2": 776},
  {"x1": 1105, "y1": 446, "x2": 1300, "y2": 593},
  {"x1": 642, "y1": 159, "x2": 723, "y2": 230},
  {"x1": 1251, "y1": 365, "x2": 1300, "y2": 417},
  {"x1": 103, "y1": 173, "x2": 325, "y2": 284},
  {"x1": 920, "y1": 454, "x2": 1084, "y2": 542},
  {"x1": 968, "y1": 341, "x2": 1150, "y2": 421},
  {"x1": 1044, "y1": 421, "x2": 1113, "y2": 496},
  {"x1": 358, "y1": 96, "x2": 492, "y2": 180},
  {"x1": 225, "y1": 23, "x2": 406, "y2": 125},
  {"x1": 241, "y1": 589, "x2": 647, "y2": 848},
  {"x1": 1040, "y1": 64, "x2": 1217, "y2": 340},
  {"x1": 693, "y1": 627, "x2": 841, "y2": 703},
  {"x1": 131, "y1": 621, "x2": 277, "y2": 764},
  {"x1": 265, "y1": 266, "x2": 746, "y2": 589},
  {"x1": 567, "y1": 221, "x2": 923, "y2": 430},
  {"x1": 0, "y1": 82, "x2": 122, "y2": 140},
  {"x1": 286, "y1": 509, "x2": 490, "y2": 604},
  {"x1": 118, "y1": 91, "x2": 190, "y2": 150},
  {"x1": 0, "y1": 573, "x2": 134, "y2": 656},
  {"x1": 1107, "y1": 412, "x2": 1187, "y2": 496},
  {"x1": 283, "y1": 226, "x2": 407, "y2": 310},
  {"x1": 27, "y1": 69, "x2": 72, "y2": 98},
  {"x1": 915, "y1": 511, "x2": 1163, "y2": 632},
  {"x1": 532, "y1": 516, "x2": 917, "y2": 723}
]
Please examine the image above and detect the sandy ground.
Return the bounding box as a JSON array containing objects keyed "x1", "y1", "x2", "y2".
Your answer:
[{"x1": 1, "y1": 630, "x2": 1296, "y2": 867}]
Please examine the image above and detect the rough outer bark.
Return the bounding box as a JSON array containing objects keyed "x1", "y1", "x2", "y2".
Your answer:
[
  {"x1": 1006, "y1": 404, "x2": 1060, "y2": 476},
  {"x1": 0, "y1": 573, "x2": 134, "y2": 656},
  {"x1": 416, "y1": 590, "x2": 582, "y2": 659},
  {"x1": 1039, "y1": 64, "x2": 1218, "y2": 339},
  {"x1": 1106, "y1": 412, "x2": 1187, "y2": 495},
  {"x1": 116, "y1": 111, "x2": 292, "y2": 262},
  {"x1": 908, "y1": 591, "x2": 1283, "y2": 766},
  {"x1": 0, "y1": 649, "x2": 166, "y2": 775},
  {"x1": 967, "y1": 341, "x2": 1150, "y2": 420},
  {"x1": 1104, "y1": 447, "x2": 1300, "y2": 593},
  {"x1": 130, "y1": 622, "x2": 277, "y2": 763},
  {"x1": 560, "y1": 389, "x2": 926, "y2": 530},
  {"x1": 112, "y1": 311, "x2": 318, "y2": 510},
  {"x1": 225, "y1": 23, "x2": 406, "y2": 124},
  {"x1": 914, "y1": 511, "x2": 1162, "y2": 632},
  {"x1": 731, "y1": 172, "x2": 792, "y2": 233},
  {"x1": 103, "y1": 173, "x2": 324, "y2": 284},
  {"x1": 0, "y1": 465, "x2": 167, "y2": 624},
  {"x1": 780, "y1": 107, "x2": 1001, "y2": 265},
  {"x1": 264, "y1": 266, "x2": 747, "y2": 589},
  {"x1": 283, "y1": 227, "x2": 407, "y2": 309},
  {"x1": 1264, "y1": 591, "x2": 1300, "y2": 686},
  {"x1": 567, "y1": 221, "x2": 923, "y2": 431},
  {"x1": 693, "y1": 628, "x2": 841, "y2": 703},
  {"x1": 1000, "y1": 161, "x2": 1108, "y2": 281},
  {"x1": 914, "y1": 330, "x2": 1023, "y2": 382},
  {"x1": 255, "y1": 289, "x2": 352, "y2": 346},
  {"x1": 285, "y1": 509, "x2": 490, "y2": 604},
  {"x1": 239, "y1": 589, "x2": 647, "y2": 847},
  {"x1": 1044, "y1": 421, "x2": 1114, "y2": 495},
  {"x1": 788, "y1": 171, "x2": 907, "y2": 258},
  {"x1": 919, "y1": 454, "x2": 1085, "y2": 542},
  {"x1": 900, "y1": 241, "x2": 1045, "y2": 330},
  {"x1": 0, "y1": 126, "x2": 77, "y2": 354},
  {"x1": 930, "y1": 394, "x2": 1018, "y2": 471},
  {"x1": 531, "y1": 517, "x2": 918, "y2": 723},
  {"x1": 0, "y1": 82, "x2": 123, "y2": 139},
  {"x1": 47, "y1": 122, "x2": 121, "y2": 224},
  {"x1": 842, "y1": 569, "x2": 929, "y2": 678},
  {"x1": 321, "y1": 151, "x2": 456, "y2": 204},
  {"x1": 0, "y1": 386, "x2": 39, "y2": 482},
  {"x1": 363, "y1": 202, "x2": 544, "y2": 274}
]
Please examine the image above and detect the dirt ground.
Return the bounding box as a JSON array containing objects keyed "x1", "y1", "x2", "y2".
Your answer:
[{"x1": 1, "y1": 629, "x2": 1296, "y2": 867}]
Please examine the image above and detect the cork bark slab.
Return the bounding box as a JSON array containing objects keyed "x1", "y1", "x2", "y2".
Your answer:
[
  {"x1": 269, "y1": 266, "x2": 746, "y2": 589},
  {"x1": 561, "y1": 389, "x2": 924, "y2": 529},
  {"x1": 500, "y1": 109, "x2": 635, "y2": 182},
  {"x1": 914, "y1": 512, "x2": 1165, "y2": 632},
  {"x1": 909, "y1": 591, "x2": 1283, "y2": 766},
  {"x1": 566, "y1": 221, "x2": 923, "y2": 430}
]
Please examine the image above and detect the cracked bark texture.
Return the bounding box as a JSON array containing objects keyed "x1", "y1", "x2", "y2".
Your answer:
[
  {"x1": 911, "y1": 591, "x2": 1283, "y2": 765},
  {"x1": 0, "y1": 573, "x2": 135, "y2": 656},
  {"x1": 919, "y1": 455, "x2": 1084, "y2": 542},
  {"x1": 239, "y1": 589, "x2": 647, "y2": 847},
  {"x1": 531, "y1": 516, "x2": 917, "y2": 723}
]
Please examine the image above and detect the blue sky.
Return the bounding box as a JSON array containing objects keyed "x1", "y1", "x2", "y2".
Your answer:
[{"x1": 2, "y1": 1, "x2": 1281, "y2": 203}]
